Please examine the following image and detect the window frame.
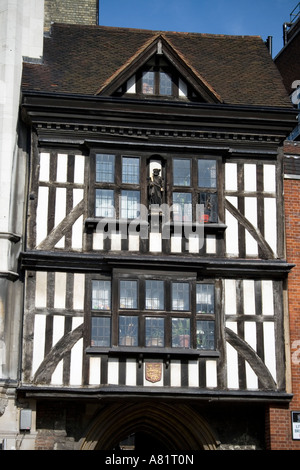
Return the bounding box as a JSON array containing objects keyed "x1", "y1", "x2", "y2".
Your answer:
[
  {"x1": 88, "y1": 272, "x2": 217, "y2": 351},
  {"x1": 90, "y1": 151, "x2": 220, "y2": 226},
  {"x1": 112, "y1": 53, "x2": 202, "y2": 101}
]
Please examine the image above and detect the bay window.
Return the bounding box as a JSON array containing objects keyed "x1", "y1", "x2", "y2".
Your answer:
[
  {"x1": 92, "y1": 151, "x2": 219, "y2": 227},
  {"x1": 89, "y1": 275, "x2": 216, "y2": 351}
]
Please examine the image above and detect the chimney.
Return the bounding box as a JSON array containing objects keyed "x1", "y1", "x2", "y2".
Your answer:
[{"x1": 44, "y1": 0, "x2": 99, "y2": 32}]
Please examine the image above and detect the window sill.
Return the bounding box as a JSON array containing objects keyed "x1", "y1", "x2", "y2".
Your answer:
[
  {"x1": 86, "y1": 346, "x2": 219, "y2": 359},
  {"x1": 85, "y1": 217, "x2": 227, "y2": 234}
]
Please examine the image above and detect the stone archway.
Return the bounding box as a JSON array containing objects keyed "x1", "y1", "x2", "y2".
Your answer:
[{"x1": 80, "y1": 401, "x2": 218, "y2": 450}]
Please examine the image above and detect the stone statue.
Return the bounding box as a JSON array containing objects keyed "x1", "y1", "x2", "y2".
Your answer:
[{"x1": 149, "y1": 168, "x2": 164, "y2": 206}]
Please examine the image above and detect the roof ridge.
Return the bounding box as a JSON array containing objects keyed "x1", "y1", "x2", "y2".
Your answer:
[{"x1": 49, "y1": 22, "x2": 262, "y2": 41}]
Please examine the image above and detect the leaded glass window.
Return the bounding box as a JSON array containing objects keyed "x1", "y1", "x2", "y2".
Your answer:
[
  {"x1": 172, "y1": 282, "x2": 190, "y2": 311},
  {"x1": 119, "y1": 315, "x2": 138, "y2": 346},
  {"x1": 119, "y1": 280, "x2": 138, "y2": 309},
  {"x1": 122, "y1": 157, "x2": 140, "y2": 184},
  {"x1": 95, "y1": 189, "x2": 114, "y2": 217},
  {"x1": 145, "y1": 317, "x2": 164, "y2": 347},
  {"x1": 173, "y1": 159, "x2": 191, "y2": 186},
  {"x1": 145, "y1": 280, "x2": 164, "y2": 310},
  {"x1": 197, "y1": 320, "x2": 215, "y2": 350},
  {"x1": 173, "y1": 192, "x2": 192, "y2": 221},
  {"x1": 91, "y1": 317, "x2": 111, "y2": 347},
  {"x1": 172, "y1": 318, "x2": 190, "y2": 348},
  {"x1": 96, "y1": 154, "x2": 115, "y2": 183},
  {"x1": 196, "y1": 284, "x2": 214, "y2": 314},
  {"x1": 198, "y1": 160, "x2": 217, "y2": 188},
  {"x1": 92, "y1": 280, "x2": 111, "y2": 310}
]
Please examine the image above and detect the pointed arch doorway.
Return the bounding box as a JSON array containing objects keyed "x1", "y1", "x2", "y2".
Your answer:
[{"x1": 80, "y1": 401, "x2": 218, "y2": 450}]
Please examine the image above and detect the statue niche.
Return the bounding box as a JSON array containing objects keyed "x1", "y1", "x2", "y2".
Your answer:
[{"x1": 148, "y1": 168, "x2": 164, "y2": 207}]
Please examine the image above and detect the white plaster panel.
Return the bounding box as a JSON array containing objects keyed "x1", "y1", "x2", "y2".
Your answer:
[
  {"x1": 111, "y1": 233, "x2": 122, "y2": 251},
  {"x1": 52, "y1": 315, "x2": 65, "y2": 345},
  {"x1": 128, "y1": 234, "x2": 139, "y2": 251},
  {"x1": 70, "y1": 337, "x2": 83, "y2": 385},
  {"x1": 72, "y1": 215, "x2": 83, "y2": 249},
  {"x1": 244, "y1": 164, "x2": 257, "y2": 192},
  {"x1": 73, "y1": 274, "x2": 85, "y2": 310},
  {"x1": 126, "y1": 75, "x2": 136, "y2": 94},
  {"x1": 245, "y1": 197, "x2": 258, "y2": 256},
  {"x1": 264, "y1": 198, "x2": 277, "y2": 255},
  {"x1": 51, "y1": 359, "x2": 63, "y2": 385},
  {"x1": 263, "y1": 164, "x2": 276, "y2": 193},
  {"x1": 56, "y1": 153, "x2": 68, "y2": 182},
  {"x1": 36, "y1": 186, "x2": 48, "y2": 246},
  {"x1": 93, "y1": 232, "x2": 104, "y2": 250},
  {"x1": 225, "y1": 163, "x2": 237, "y2": 191},
  {"x1": 108, "y1": 358, "x2": 119, "y2": 385},
  {"x1": 225, "y1": 279, "x2": 237, "y2": 315},
  {"x1": 149, "y1": 232, "x2": 162, "y2": 252},
  {"x1": 39, "y1": 152, "x2": 50, "y2": 181},
  {"x1": 69, "y1": 316, "x2": 83, "y2": 385},
  {"x1": 263, "y1": 322, "x2": 276, "y2": 381},
  {"x1": 74, "y1": 155, "x2": 85, "y2": 184},
  {"x1": 261, "y1": 280, "x2": 274, "y2": 316},
  {"x1": 243, "y1": 280, "x2": 255, "y2": 315},
  {"x1": 89, "y1": 357, "x2": 101, "y2": 385},
  {"x1": 170, "y1": 360, "x2": 181, "y2": 387},
  {"x1": 188, "y1": 360, "x2": 199, "y2": 387},
  {"x1": 226, "y1": 321, "x2": 239, "y2": 389},
  {"x1": 188, "y1": 235, "x2": 199, "y2": 253},
  {"x1": 206, "y1": 360, "x2": 217, "y2": 388},
  {"x1": 54, "y1": 187, "x2": 66, "y2": 226},
  {"x1": 225, "y1": 197, "x2": 238, "y2": 256},
  {"x1": 32, "y1": 314, "x2": 46, "y2": 376},
  {"x1": 206, "y1": 234, "x2": 216, "y2": 254},
  {"x1": 54, "y1": 272, "x2": 66, "y2": 309},
  {"x1": 35, "y1": 271, "x2": 47, "y2": 308},
  {"x1": 126, "y1": 359, "x2": 137, "y2": 386},
  {"x1": 171, "y1": 235, "x2": 182, "y2": 253},
  {"x1": 244, "y1": 322, "x2": 258, "y2": 389}
]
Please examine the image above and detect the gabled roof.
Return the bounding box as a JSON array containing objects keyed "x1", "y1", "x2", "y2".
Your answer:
[
  {"x1": 22, "y1": 23, "x2": 291, "y2": 108},
  {"x1": 96, "y1": 34, "x2": 222, "y2": 103}
]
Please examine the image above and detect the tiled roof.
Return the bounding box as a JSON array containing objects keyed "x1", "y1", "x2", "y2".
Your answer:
[{"x1": 22, "y1": 23, "x2": 291, "y2": 107}]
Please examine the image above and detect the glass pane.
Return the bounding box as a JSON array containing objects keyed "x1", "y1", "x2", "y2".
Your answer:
[
  {"x1": 95, "y1": 189, "x2": 114, "y2": 217},
  {"x1": 142, "y1": 71, "x2": 155, "y2": 94},
  {"x1": 173, "y1": 192, "x2": 192, "y2": 221},
  {"x1": 122, "y1": 157, "x2": 140, "y2": 184},
  {"x1": 173, "y1": 159, "x2": 191, "y2": 186},
  {"x1": 198, "y1": 160, "x2": 217, "y2": 188},
  {"x1": 145, "y1": 317, "x2": 164, "y2": 347},
  {"x1": 119, "y1": 280, "x2": 138, "y2": 309},
  {"x1": 172, "y1": 282, "x2": 190, "y2": 310},
  {"x1": 199, "y1": 193, "x2": 218, "y2": 223},
  {"x1": 172, "y1": 318, "x2": 190, "y2": 348},
  {"x1": 96, "y1": 154, "x2": 115, "y2": 182},
  {"x1": 159, "y1": 71, "x2": 172, "y2": 95},
  {"x1": 92, "y1": 280, "x2": 111, "y2": 310},
  {"x1": 196, "y1": 284, "x2": 215, "y2": 313},
  {"x1": 197, "y1": 320, "x2": 215, "y2": 350},
  {"x1": 121, "y1": 190, "x2": 140, "y2": 219},
  {"x1": 145, "y1": 280, "x2": 164, "y2": 310},
  {"x1": 119, "y1": 316, "x2": 138, "y2": 346},
  {"x1": 91, "y1": 317, "x2": 111, "y2": 347}
]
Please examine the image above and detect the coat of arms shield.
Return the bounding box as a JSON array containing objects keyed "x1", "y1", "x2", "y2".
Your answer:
[{"x1": 145, "y1": 362, "x2": 162, "y2": 383}]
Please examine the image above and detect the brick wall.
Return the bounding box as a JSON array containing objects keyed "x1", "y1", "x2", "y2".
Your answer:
[
  {"x1": 44, "y1": 0, "x2": 98, "y2": 31},
  {"x1": 267, "y1": 141, "x2": 300, "y2": 449}
]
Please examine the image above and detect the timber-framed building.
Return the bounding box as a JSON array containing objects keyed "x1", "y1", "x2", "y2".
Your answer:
[{"x1": 0, "y1": 1, "x2": 298, "y2": 450}]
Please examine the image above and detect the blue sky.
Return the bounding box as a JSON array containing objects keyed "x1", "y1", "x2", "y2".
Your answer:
[{"x1": 99, "y1": 0, "x2": 299, "y2": 57}]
